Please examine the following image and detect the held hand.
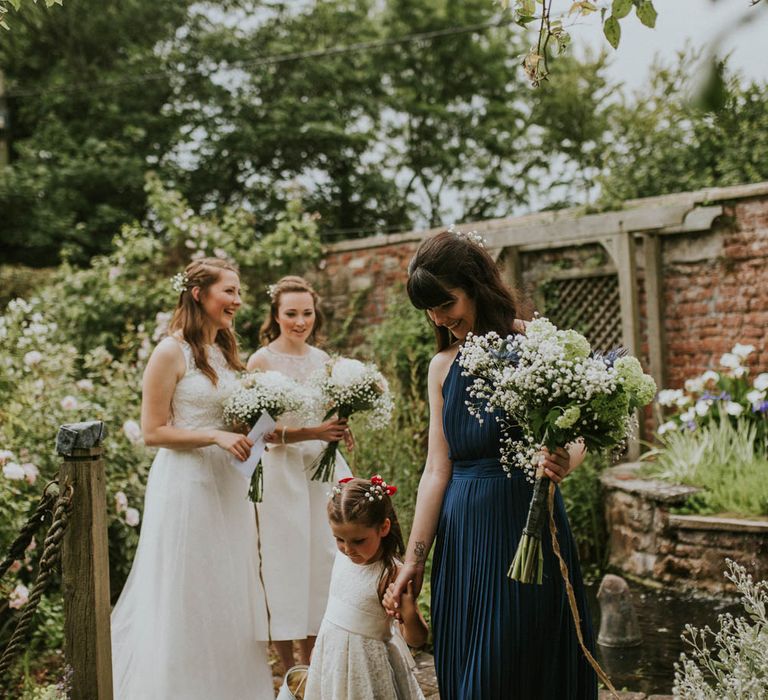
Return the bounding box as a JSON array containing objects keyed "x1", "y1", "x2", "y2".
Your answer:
[
  {"x1": 540, "y1": 446, "x2": 571, "y2": 483},
  {"x1": 213, "y1": 430, "x2": 254, "y2": 461},
  {"x1": 263, "y1": 431, "x2": 279, "y2": 445},
  {"x1": 312, "y1": 417, "x2": 349, "y2": 443},
  {"x1": 385, "y1": 563, "x2": 424, "y2": 621}
]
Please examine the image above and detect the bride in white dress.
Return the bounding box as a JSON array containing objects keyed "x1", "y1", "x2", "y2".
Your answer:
[
  {"x1": 247, "y1": 276, "x2": 352, "y2": 675},
  {"x1": 111, "y1": 257, "x2": 274, "y2": 700}
]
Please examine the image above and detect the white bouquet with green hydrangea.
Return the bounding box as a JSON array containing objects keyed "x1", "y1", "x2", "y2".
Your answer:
[
  {"x1": 223, "y1": 370, "x2": 311, "y2": 501},
  {"x1": 459, "y1": 316, "x2": 656, "y2": 583},
  {"x1": 309, "y1": 357, "x2": 394, "y2": 482}
]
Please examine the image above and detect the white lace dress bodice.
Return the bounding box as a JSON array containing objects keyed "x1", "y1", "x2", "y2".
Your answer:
[
  {"x1": 304, "y1": 552, "x2": 425, "y2": 700},
  {"x1": 111, "y1": 337, "x2": 273, "y2": 699},
  {"x1": 170, "y1": 341, "x2": 238, "y2": 430}
]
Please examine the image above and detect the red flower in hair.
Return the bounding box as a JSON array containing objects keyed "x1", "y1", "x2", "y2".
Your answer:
[
  {"x1": 370, "y1": 474, "x2": 383, "y2": 486},
  {"x1": 385, "y1": 484, "x2": 397, "y2": 496}
]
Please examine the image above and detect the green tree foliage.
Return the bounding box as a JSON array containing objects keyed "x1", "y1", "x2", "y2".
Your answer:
[
  {"x1": 0, "y1": 0, "x2": 61, "y2": 31},
  {"x1": 0, "y1": 0, "x2": 194, "y2": 264},
  {"x1": 598, "y1": 56, "x2": 768, "y2": 206}
]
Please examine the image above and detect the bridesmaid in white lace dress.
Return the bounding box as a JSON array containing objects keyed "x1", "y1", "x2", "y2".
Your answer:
[
  {"x1": 247, "y1": 276, "x2": 352, "y2": 674},
  {"x1": 111, "y1": 258, "x2": 274, "y2": 700}
]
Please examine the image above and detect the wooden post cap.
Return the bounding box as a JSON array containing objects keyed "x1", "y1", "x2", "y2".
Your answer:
[{"x1": 56, "y1": 421, "x2": 108, "y2": 456}]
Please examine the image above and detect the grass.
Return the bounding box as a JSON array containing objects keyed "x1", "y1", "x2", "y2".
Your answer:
[{"x1": 641, "y1": 418, "x2": 768, "y2": 517}]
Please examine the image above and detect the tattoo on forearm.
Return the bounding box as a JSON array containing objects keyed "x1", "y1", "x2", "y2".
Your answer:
[{"x1": 413, "y1": 541, "x2": 426, "y2": 564}]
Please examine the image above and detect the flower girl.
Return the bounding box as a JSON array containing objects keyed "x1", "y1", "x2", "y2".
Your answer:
[{"x1": 304, "y1": 476, "x2": 428, "y2": 700}]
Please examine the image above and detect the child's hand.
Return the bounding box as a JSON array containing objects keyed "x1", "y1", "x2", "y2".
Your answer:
[{"x1": 383, "y1": 582, "x2": 403, "y2": 622}]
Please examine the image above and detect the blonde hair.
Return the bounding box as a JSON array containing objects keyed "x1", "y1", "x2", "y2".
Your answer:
[
  {"x1": 260, "y1": 275, "x2": 325, "y2": 346},
  {"x1": 168, "y1": 257, "x2": 245, "y2": 384}
]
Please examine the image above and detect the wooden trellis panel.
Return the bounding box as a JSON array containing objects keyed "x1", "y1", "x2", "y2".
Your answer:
[{"x1": 543, "y1": 273, "x2": 622, "y2": 353}]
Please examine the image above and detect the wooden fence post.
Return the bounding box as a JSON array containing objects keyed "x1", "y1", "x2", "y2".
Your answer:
[{"x1": 56, "y1": 421, "x2": 113, "y2": 700}]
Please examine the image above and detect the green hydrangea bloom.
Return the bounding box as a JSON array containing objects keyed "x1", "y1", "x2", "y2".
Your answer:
[
  {"x1": 555, "y1": 405, "x2": 581, "y2": 429},
  {"x1": 559, "y1": 329, "x2": 591, "y2": 360},
  {"x1": 615, "y1": 356, "x2": 656, "y2": 407}
]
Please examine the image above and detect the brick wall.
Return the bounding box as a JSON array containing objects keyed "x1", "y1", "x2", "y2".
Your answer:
[{"x1": 315, "y1": 190, "x2": 768, "y2": 388}]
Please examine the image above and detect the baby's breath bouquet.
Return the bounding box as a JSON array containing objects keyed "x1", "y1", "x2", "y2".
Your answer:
[
  {"x1": 223, "y1": 370, "x2": 309, "y2": 501},
  {"x1": 459, "y1": 317, "x2": 656, "y2": 583},
  {"x1": 310, "y1": 357, "x2": 394, "y2": 482}
]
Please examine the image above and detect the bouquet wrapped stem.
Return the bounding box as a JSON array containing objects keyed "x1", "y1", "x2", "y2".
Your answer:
[
  {"x1": 310, "y1": 407, "x2": 350, "y2": 483},
  {"x1": 508, "y1": 467, "x2": 550, "y2": 584}
]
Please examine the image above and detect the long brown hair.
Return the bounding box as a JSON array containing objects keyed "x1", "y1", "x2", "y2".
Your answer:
[
  {"x1": 327, "y1": 477, "x2": 404, "y2": 596},
  {"x1": 168, "y1": 257, "x2": 245, "y2": 384},
  {"x1": 407, "y1": 230, "x2": 525, "y2": 351},
  {"x1": 259, "y1": 275, "x2": 325, "y2": 346}
]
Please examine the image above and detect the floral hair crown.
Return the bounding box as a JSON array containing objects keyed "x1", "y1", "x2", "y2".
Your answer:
[
  {"x1": 330, "y1": 474, "x2": 397, "y2": 501},
  {"x1": 448, "y1": 223, "x2": 486, "y2": 248},
  {"x1": 266, "y1": 283, "x2": 278, "y2": 300},
  {"x1": 171, "y1": 271, "x2": 189, "y2": 293}
]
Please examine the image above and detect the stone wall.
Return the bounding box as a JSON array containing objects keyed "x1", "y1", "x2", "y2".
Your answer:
[
  {"x1": 601, "y1": 463, "x2": 768, "y2": 594},
  {"x1": 316, "y1": 184, "x2": 768, "y2": 387}
]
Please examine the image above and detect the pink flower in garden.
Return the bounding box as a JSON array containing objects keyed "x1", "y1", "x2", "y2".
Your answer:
[
  {"x1": 21, "y1": 463, "x2": 39, "y2": 485},
  {"x1": 9, "y1": 561, "x2": 21, "y2": 574},
  {"x1": 0, "y1": 449, "x2": 15, "y2": 465},
  {"x1": 122, "y1": 420, "x2": 143, "y2": 445},
  {"x1": 23, "y1": 350, "x2": 43, "y2": 367},
  {"x1": 9, "y1": 584, "x2": 29, "y2": 609},
  {"x1": 125, "y1": 507, "x2": 141, "y2": 527},
  {"x1": 2, "y1": 462, "x2": 26, "y2": 481},
  {"x1": 115, "y1": 491, "x2": 128, "y2": 514},
  {"x1": 26, "y1": 537, "x2": 36, "y2": 552},
  {"x1": 60, "y1": 395, "x2": 79, "y2": 411}
]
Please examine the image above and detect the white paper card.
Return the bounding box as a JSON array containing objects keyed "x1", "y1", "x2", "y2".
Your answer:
[{"x1": 230, "y1": 412, "x2": 276, "y2": 480}]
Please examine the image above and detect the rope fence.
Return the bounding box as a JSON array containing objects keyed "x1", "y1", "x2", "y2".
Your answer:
[{"x1": 0, "y1": 420, "x2": 114, "y2": 700}]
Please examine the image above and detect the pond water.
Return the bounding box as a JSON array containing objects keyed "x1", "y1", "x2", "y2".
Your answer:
[{"x1": 586, "y1": 580, "x2": 742, "y2": 695}]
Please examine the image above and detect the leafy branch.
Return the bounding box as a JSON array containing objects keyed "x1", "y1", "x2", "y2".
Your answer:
[{"x1": 0, "y1": 0, "x2": 62, "y2": 30}]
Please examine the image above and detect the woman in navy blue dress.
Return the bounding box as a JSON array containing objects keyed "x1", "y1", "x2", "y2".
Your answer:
[{"x1": 388, "y1": 230, "x2": 598, "y2": 699}]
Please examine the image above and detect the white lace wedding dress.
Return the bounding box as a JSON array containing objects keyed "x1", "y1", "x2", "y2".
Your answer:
[
  {"x1": 252, "y1": 345, "x2": 352, "y2": 641},
  {"x1": 111, "y1": 338, "x2": 274, "y2": 700},
  {"x1": 304, "y1": 552, "x2": 425, "y2": 700}
]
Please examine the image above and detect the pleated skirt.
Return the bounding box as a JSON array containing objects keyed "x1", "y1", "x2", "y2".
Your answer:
[{"x1": 431, "y1": 459, "x2": 598, "y2": 700}]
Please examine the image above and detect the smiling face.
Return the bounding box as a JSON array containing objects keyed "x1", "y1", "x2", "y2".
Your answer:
[
  {"x1": 275, "y1": 291, "x2": 316, "y2": 343},
  {"x1": 331, "y1": 518, "x2": 391, "y2": 565},
  {"x1": 425, "y1": 287, "x2": 476, "y2": 341},
  {"x1": 198, "y1": 269, "x2": 242, "y2": 331}
]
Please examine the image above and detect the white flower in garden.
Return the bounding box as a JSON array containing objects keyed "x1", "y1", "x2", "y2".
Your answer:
[
  {"x1": 122, "y1": 420, "x2": 143, "y2": 445},
  {"x1": 719, "y1": 353, "x2": 741, "y2": 370},
  {"x1": 125, "y1": 507, "x2": 141, "y2": 527},
  {"x1": 76, "y1": 378, "x2": 94, "y2": 391},
  {"x1": 184, "y1": 239, "x2": 197, "y2": 249},
  {"x1": 108, "y1": 266, "x2": 121, "y2": 281},
  {"x1": 9, "y1": 584, "x2": 29, "y2": 609},
  {"x1": 153, "y1": 311, "x2": 172, "y2": 341},
  {"x1": 731, "y1": 343, "x2": 754, "y2": 359},
  {"x1": 746, "y1": 389, "x2": 766, "y2": 407},
  {"x1": 214, "y1": 248, "x2": 228, "y2": 259},
  {"x1": 115, "y1": 491, "x2": 128, "y2": 514},
  {"x1": 694, "y1": 400, "x2": 711, "y2": 417},
  {"x1": 680, "y1": 409, "x2": 695, "y2": 423},
  {"x1": 731, "y1": 366, "x2": 747, "y2": 378},
  {"x1": 23, "y1": 350, "x2": 43, "y2": 367},
  {"x1": 3, "y1": 462, "x2": 26, "y2": 481},
  {"x1": 724, "y1": 401, "x2": 744, "y2": 417},
  {"x1": 701, "y1": 370, "x2": 719, "y2": 384},
  {"x1": 657, "y1": 420, "x2": 678, "y2": 435},
  {"x1": 0, "y1": 449, "x2": 15, "y2": 464},
  {"x1": 21, "y1": 463, "x2": 39, "y2": 485},
  {"x1": 657, "y1": 389, "x2": 685, "y2": 407},
  {"x1": 60, "y1": 395, "x2": 79, "y2": 411},
  {"x1": 684, "y1": 377, "x2": 704, "y2": 393},
  {"x1": 754, "y1": 374, "x2": 768, "y2": 392},
  {"x1": 675, "y1": 394, "x2": 691, "y2": 408}
]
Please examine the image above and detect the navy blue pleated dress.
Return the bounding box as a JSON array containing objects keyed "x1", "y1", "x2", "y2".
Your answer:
[{"x1": 431, "y1": 354, "x2": 598, "y2": 700}]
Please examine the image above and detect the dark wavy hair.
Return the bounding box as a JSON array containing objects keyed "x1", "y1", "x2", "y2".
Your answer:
[
  {"x1": 327, "y1": 477, "x2": 405, "y2": 596},
  {"x1": 168, "y1": 257, "x2": 245, "y2": 384},
  {"x1": 407, "y1": 230, "x2": 525, "y2": 351},
  {"x1": 259, "y1": 275, "x2": 325, "y2": 346}
]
